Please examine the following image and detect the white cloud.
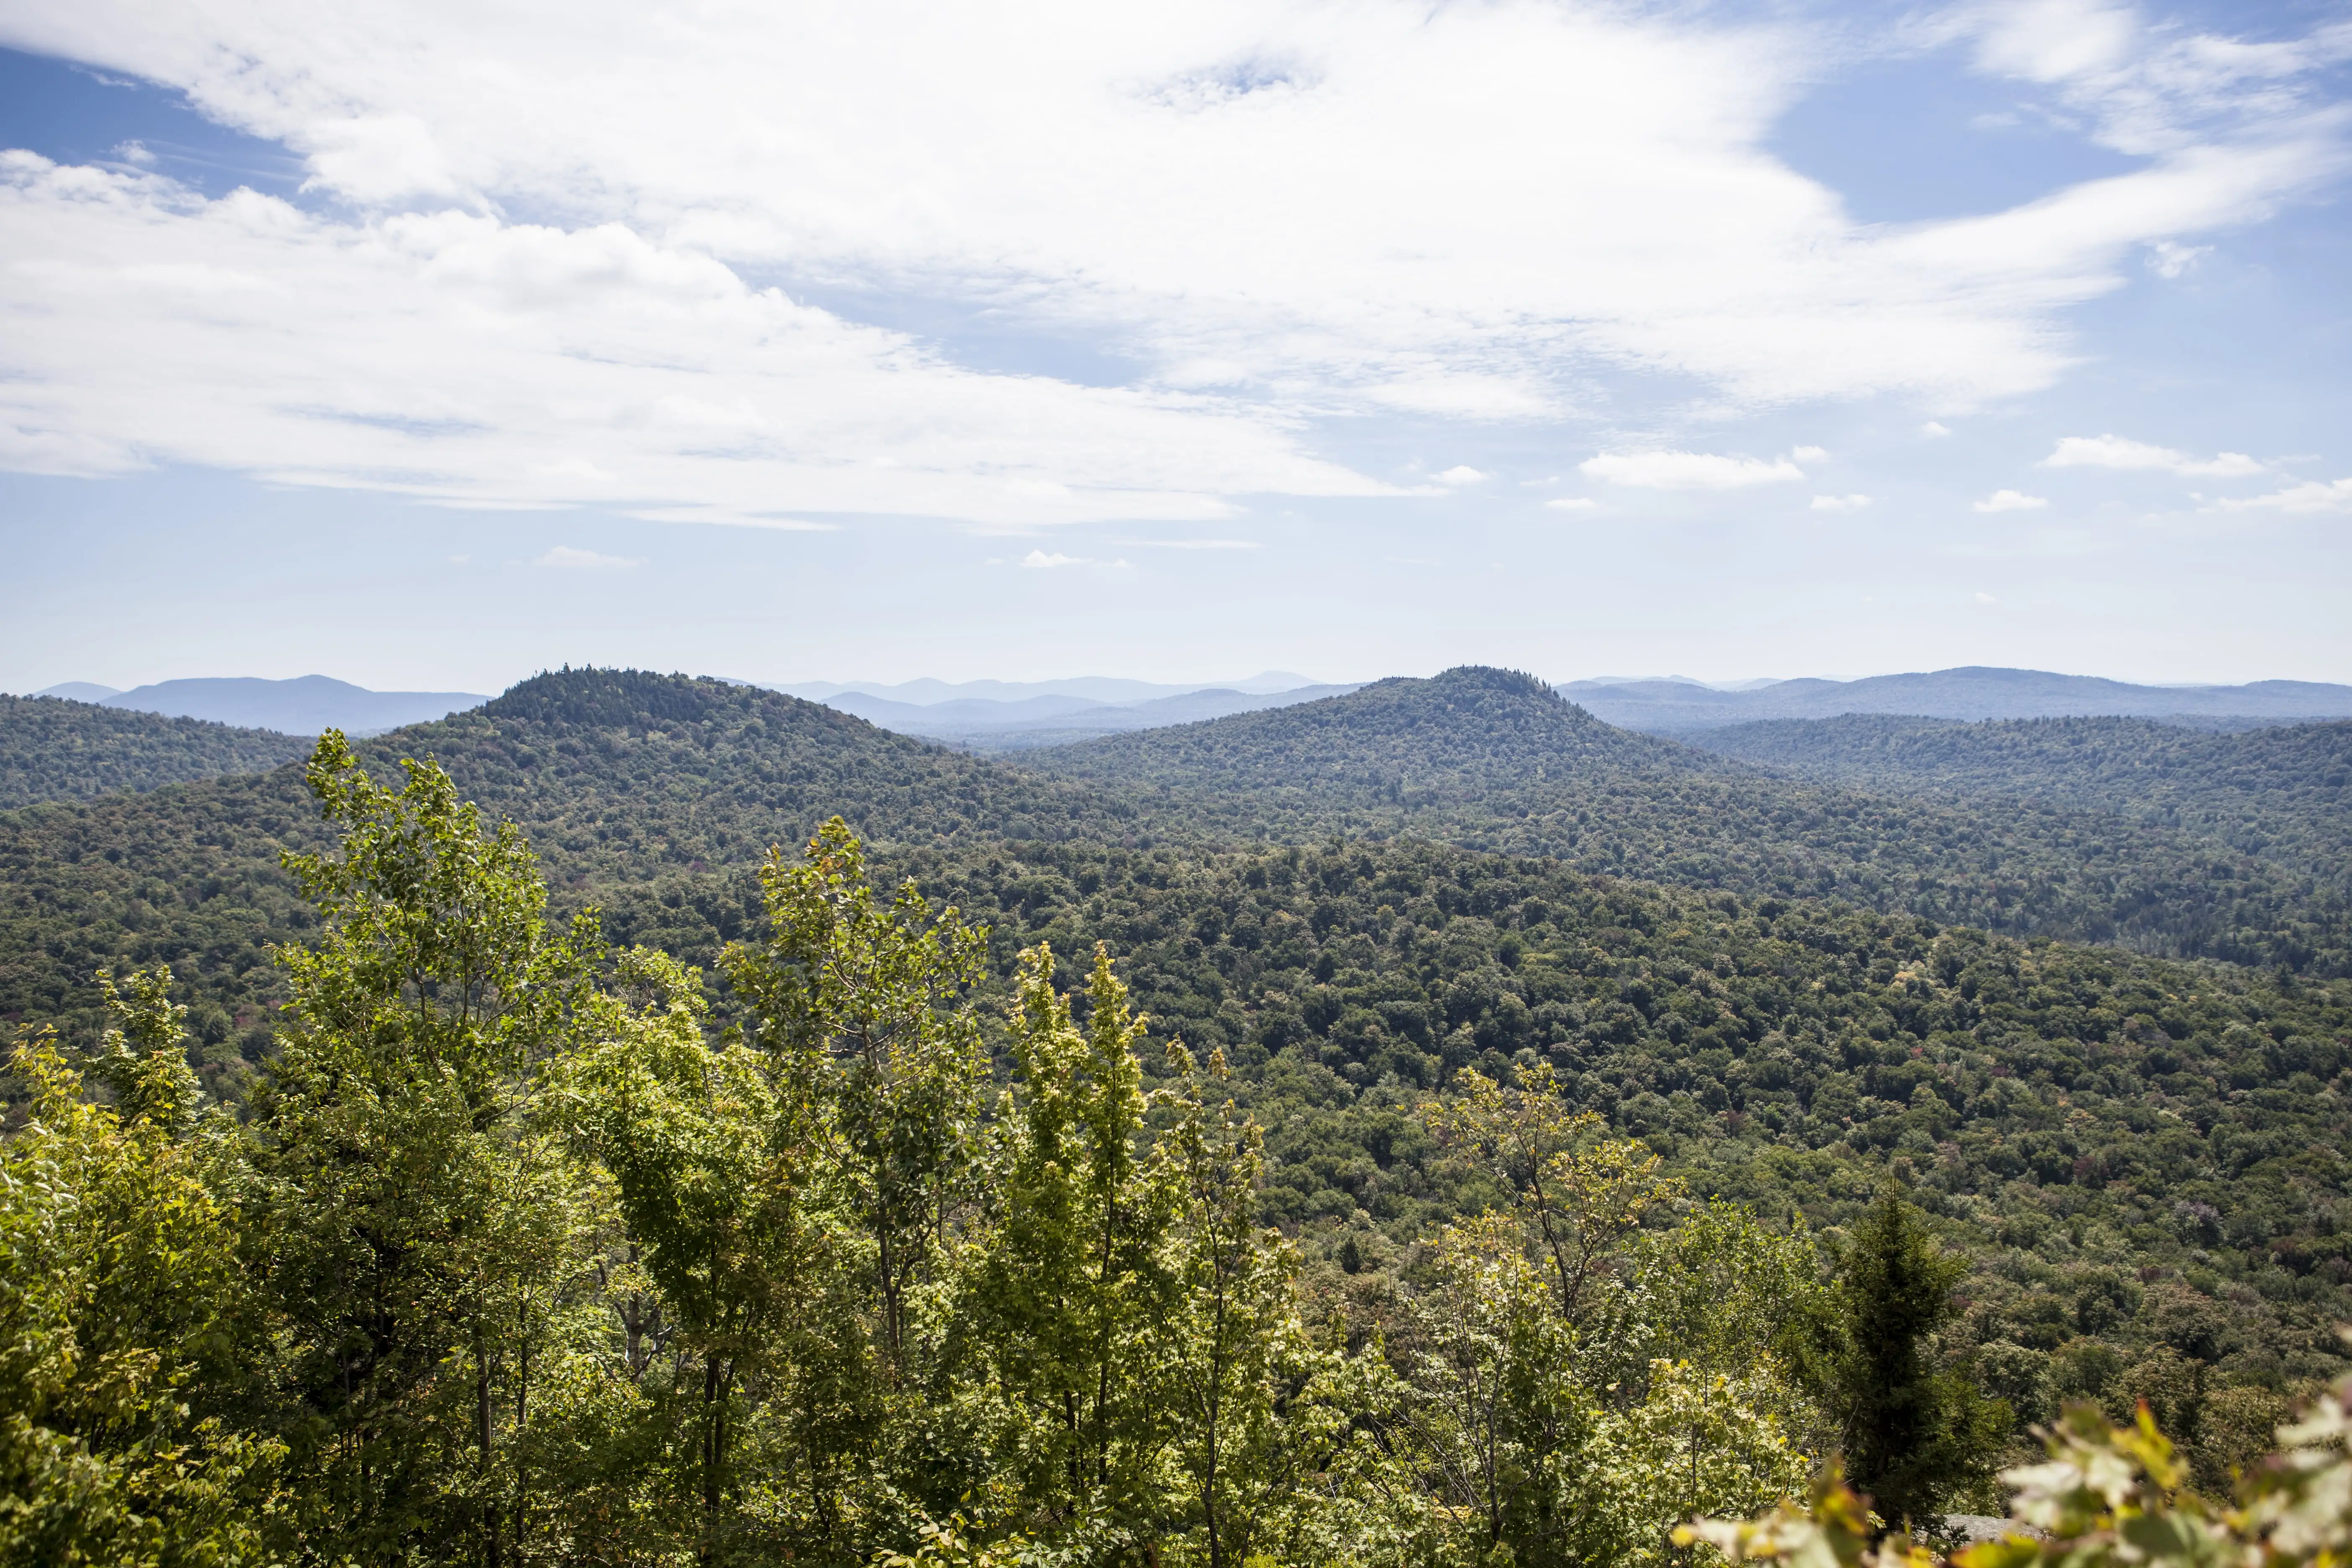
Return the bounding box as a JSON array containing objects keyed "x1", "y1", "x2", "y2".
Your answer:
[
  {"x1": 0, "y1": 0, "x2": 2344, "y2": 518},
  {"x1": 1974, "y1": 489, "x2": 2050, "y2": 512},
  {"x1": 1431, "y1": 465, "x2": 1489, "y2": 486},
  {"x1": 2042, "y1": 433, "x2": 2264, "y2": 476},
  {"x1": 1580, "y1": 451, "x2": 1805, "y2": 490},
  {"x1": 1946, "y1": 0, "x2": 2352, "y2": 157},
  {"x1": 536, "y1": 545, "x2": 643, "y2": 569},
  {"x1": 1542, "y1": 497, "x2": 1596, "y2": 511},
  {"x1": 2218, "y1": 477, "x2": 2352, "y2": 513},
  {"x1": 1959, "y1": 1, "x2": 2138, "y2": 88},
  {"x1": 1791, "y1": 445, "x2": 1828, "y2": 463},
  {"x1": 1810, "y1": 493, "x2": 1872, "y2": 511},
  {"x1": 1975, "y1": 591, "x2": 1999, "y2": 603},
  {"x1": 2146, "y1": 240, "x2": 2211, "y2": 278},
  {"x1": 0, "y1": 155, "x2": 1379, "y2": 525},
  {"x1": 1921, "y1": 421, "x2": 1954, "y2": 437}
]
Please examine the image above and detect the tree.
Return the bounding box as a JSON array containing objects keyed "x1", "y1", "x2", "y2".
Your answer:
[
  {"x1": 1803, "y1": 1191, "x2": 2006, "y2": 1532},
  {"x1": 0, "y1": 983, "x2": 282, "y2": 1567},
  {"x1": 965, "y1": 943, "x2": 1178, "y2": 1539},
  {"x1": 1426, "y1": 1064, "x2": 1676, "y2": 1322},
  {"x1": 1155, "y1": 1042, "x2": 1304, "y2": 1568},
  {"x1": 255, "y1": 733, "x2": 603, "y2": 1564},
  {"x1": 721, "y1": 817, "x2": 989, "y2": 1385},
  {"x1": 567, "y1": 946, "x2": 867, "y2": 1564},
  {"x1": 1410, "y1": 1208, "x2": 1588, "y2": 1560}
]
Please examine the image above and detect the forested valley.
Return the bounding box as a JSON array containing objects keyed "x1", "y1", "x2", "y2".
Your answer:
[{"x1": 3, "y1": 667, "x2": 2349, "y2": 1567}]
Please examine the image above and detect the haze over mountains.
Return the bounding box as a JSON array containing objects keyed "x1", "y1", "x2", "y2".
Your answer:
[
  {"x1": 30, "y1": 675, "x2": 490, "y2": 736},
  {"x1": 26, "y1": 664, "x2": 2351, "y2": 748},
  {"x1": 810, "y1": 681, "x2": 1367, "y2": 748},
  {"x1": 1563, "y1": 667, "x2": 2352, "y2": 733},
  {"x1": 776, "y1": 671, "x2": 1327, "y2": 704}
]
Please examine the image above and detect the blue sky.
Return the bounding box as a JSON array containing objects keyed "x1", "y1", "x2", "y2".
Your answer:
[{"x1": 0, "y1": 0, "x2": 2347, "y2": 694}]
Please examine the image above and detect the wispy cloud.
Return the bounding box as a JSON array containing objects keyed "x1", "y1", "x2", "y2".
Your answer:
[
  {"x1": 1019, "y1": 549, "x2": 1132, "y2": 569},
  {"x1": 0, "y1": 155, "x2": 1383, "y2": 525},
  {"x1": 2043, "y1": 434, "x2": 2264, "y2": 477},
  {"x1": 1974, "y1": 489, "x2": 2049, "y2": 513},
  {"x1": 0, "y1": 0, "x2": 2341, "y2": 527},
  {"x1": 1431, "y1": 466, "x2": 1490, "y2": 486},
  {"x1": 1810, "y1": 493, "x2": 1872, "y2": 511},
  {"x1": 2218, "y1": 477, "x2": 2352, "y2": 513},
  {"x1": 536, "y1": 545, "x2": 644, "y2": 569},
  {"x1": 2146, "y1": 240, "x2": 2211, "y2": 278},
  {"x1": 1542, "y1": 497, "x2": 1597, "y2": 511},
  {"x1": 1580, "y1": 451, "x2": 1804, "y2": 490}
]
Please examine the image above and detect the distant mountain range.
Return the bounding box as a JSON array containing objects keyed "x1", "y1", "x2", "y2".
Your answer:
[
  {"x1": 811, "y1": 681, "x2": 1365, "y2": 745},
  {"x1": 774, "y1": 671, "x2": 1325, "y2": 705},
  {"x1": 23, "y1": 663, "x2": 2351, "y2": 749},
  {"x1": 28, "y1": 676, "x2": 490, "y2": 736},
  {"x1": 1560, "y1": 666, "x2": 2352, "y2": 732}
]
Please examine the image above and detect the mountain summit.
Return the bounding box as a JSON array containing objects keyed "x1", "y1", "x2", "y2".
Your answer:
[{"x1": 1030, "y1": 665, "x2": 1685, "y2": 795}]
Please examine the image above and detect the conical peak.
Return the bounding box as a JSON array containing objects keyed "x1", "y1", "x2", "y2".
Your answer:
[
  {"x1": 483, "y1": 667, "x2": 732, "y2": 727},
  {"x1": 1426, "y1": 666, "x2": 1564, "y2": 704}
]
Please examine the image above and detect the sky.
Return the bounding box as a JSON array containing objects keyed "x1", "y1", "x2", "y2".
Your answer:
[{"x1": 0, "y1": 0, "x2": 2347, "y2": 695}]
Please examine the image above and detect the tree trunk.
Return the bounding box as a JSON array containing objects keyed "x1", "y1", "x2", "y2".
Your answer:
[
  {"x1": 477, "y1": 1335, "x2": 500, "y2": 1568},
  {"x1": 701, "y1": 1351, "x2": 724, "y2": 1568}
]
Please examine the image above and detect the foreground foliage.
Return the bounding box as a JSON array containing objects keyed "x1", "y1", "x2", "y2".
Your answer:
[
  {"x1": 1687, "y1": 1352, "x2": 2352, "y2": 1568},
  {"x1": 3, "y1": 690, "x2": 2348, "y2": 1563},
  {"x1": 0, "y1": 744, "x2": 1861, "y2": 1564}
]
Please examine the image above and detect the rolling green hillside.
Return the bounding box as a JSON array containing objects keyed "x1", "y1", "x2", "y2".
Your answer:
[
  {"x1": 8, "y1": 667, "x2": 2349, "y2": 1099},
  {"x1": 916, "y1": 834, "x2": 2352, "y2": 1406},
  {"x1": 0, "y1": 693, "x2": 311, "y2": 807},
  {"x1": 1690, "y1": 714, "x2": 2352, "y2": 866},
  {"x1": 0, "y1": 669, "x2": 1129, "y2": 1082},
  {"x1": 4, "y1": 665, "x2": 2349, "y2": 1500},
  {"x1": 1028, "y1": 668, "x2": 2350, "y2": 973}
]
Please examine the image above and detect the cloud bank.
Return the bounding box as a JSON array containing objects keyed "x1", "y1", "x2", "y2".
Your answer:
[{"x1": 0, "y1": 0, "x2": 2347, "y2": 524}]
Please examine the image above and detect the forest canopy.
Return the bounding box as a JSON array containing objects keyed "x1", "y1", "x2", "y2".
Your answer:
[{"x1": 3, "y1": 674, "x2": 2349, "y2": 1566}]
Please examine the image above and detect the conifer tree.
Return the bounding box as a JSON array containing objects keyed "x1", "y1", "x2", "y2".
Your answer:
[{"x1": 1804, "y1": 1190, "x2": 2007, "y2": 1532}]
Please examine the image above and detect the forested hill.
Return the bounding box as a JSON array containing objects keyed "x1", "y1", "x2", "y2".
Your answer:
[
  {"x1": 7, "y1": 666, "x2": 2350, "y2": 1087},
  {"x1": 369, "y1": 666, "x2": 1134, "y2": 860},
  {"x1": 0, "y1": 670, "x2": 1131, "y2": 1065},
  {"x1": 7, "y1": 665, "x2": 2352, "y2": 1498},
  {"x1": 1691, "y1": 714, "x2": 2352, "y2": 862},
  {"x1": 905, "y1": 835, "x2": 2352, "y2": 1406},
  {"x1": 1034, "y1": 665, "x2": 1689, "y2": 790},
  {"x1": 1027, "y1": 667, "x2": 2350, "y2": 972},
  {"x1": 0, "y1": 694, "x2": 311, "y2": 807}
]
